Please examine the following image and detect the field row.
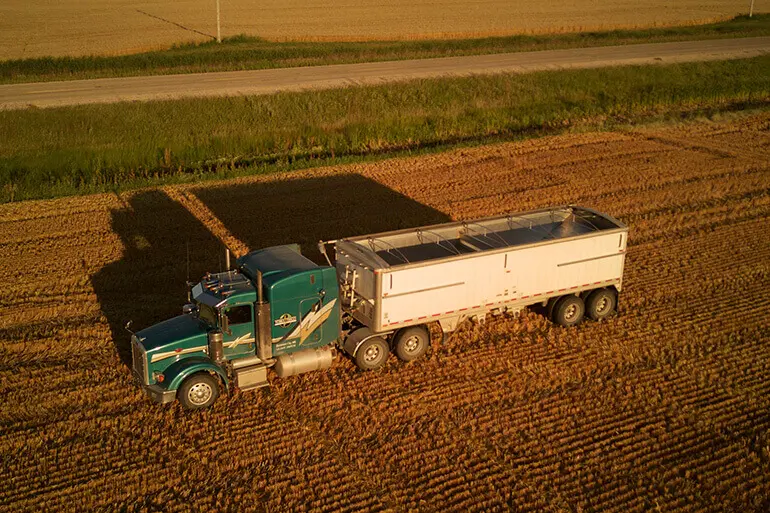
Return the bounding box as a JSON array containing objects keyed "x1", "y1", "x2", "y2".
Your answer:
[{"x1": 1, "y1": 113, "x2": 768, "y2": 511}]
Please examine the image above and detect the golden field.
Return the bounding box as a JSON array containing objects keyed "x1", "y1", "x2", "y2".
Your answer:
[
  {"x1": 0, "y1": 0, "x2": 759, "y2": 60},
  {"x1": 1, "y1": 113, "x2": 769, "y2": 511}
]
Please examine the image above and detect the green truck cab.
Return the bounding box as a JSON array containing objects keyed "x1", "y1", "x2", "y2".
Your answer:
[{"x1": 129, "y1": 244, "x2": 340, "y2": 409}]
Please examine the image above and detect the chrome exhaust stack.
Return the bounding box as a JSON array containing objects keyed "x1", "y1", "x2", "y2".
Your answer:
[
  {"x1": 255, "y1": 270, "x2": 272, "y2": 362},
  {"x1": 208, "y1": 329, "x2": 224, "y2": 363}
]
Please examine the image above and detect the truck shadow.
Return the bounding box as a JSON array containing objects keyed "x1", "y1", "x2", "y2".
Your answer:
[
  {"x1": 193, "y1": 173, "x2": 451, "y2": 262},
  {"x1": 93, "y1": 174, "x2": 450, "y2": 367},
  {"x1": 92, "y1": 190, "x2": 224, "y2": 367}
]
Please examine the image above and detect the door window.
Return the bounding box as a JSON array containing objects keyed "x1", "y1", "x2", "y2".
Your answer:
[
  {"x1": 221, "y1": 304, "x2": 255, "y2": 358},
  {"x1": 225, "y1": 305, "x2": 252, "y2": 325}
]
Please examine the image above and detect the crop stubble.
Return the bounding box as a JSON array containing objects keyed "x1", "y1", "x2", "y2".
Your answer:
[
  {"x1": 0, "y1": 1, "x2": 754, "y2": 60},
  {"x1": 1, "y1": 113, "x2": 769, "y2": 511}
]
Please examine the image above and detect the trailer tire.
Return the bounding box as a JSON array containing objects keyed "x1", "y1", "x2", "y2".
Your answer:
[
  {"x1": 355, "y1": 337, "x2": 390, "y2": 370},
  {"x1": 394, "y1": 326, "x2": 430, "y2": 362},
  {"x1": 552, "y1": 295, "x2": 585, "y2": 327},
  {"x1": 585, "y1": 288, "x2": 616, "y2": 321},
  {"x1": 178, "y1": 373, "x2": 219, "y2": 410}
]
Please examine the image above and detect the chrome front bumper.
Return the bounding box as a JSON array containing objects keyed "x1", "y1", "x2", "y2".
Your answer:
[
  {"x1": 133, "y1": 371, "x2": 176, "y2": 404},
  {"x1": 144, "y1": 383, "x2": 176, "y2": 404}
]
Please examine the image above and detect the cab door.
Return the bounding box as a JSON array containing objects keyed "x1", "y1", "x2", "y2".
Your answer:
[
  {"x1": 270, "y1": 294, "x2": 328, "y2": 354},
  {"x1": 222, "y1": 304, "x2": 256, "y2": 359},
  {"x1": 298, "y1": 296, "x2": 323, "y2": 347}
]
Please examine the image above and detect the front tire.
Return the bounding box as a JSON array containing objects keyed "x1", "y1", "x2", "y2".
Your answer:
[
  {"x1": 178, "y1": 373, "x2": 219, "y2": 410},
  {"x1": 552, "y1": 295, "x2": 585, "y2": 327},
  {"x1": 355, "y1": 337, "x2": 390, "y2": 370},
  {"x1": 393, "y1": 326, "x2": 430, "y2": 362},
  {"x1": 585, "y1": 288, "x2": 616, "y2": 321}
]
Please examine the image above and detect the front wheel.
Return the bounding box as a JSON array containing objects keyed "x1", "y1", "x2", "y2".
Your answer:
[
  {"x1": 355, "y1": 337, "x2": 390, "y2": 370},
  {"x1": 178, "y1": 373, "x2": 219, "y2": 410},
  {"x1": 393, "y1": 326, "x2": 430, "y2": 362}
]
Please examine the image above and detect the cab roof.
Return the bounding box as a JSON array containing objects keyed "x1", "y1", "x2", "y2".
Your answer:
[
  {"x1": 192, "y1": 270, "x2": 256, "y2": 307},
  {"x1": 237, "y1": 244, "x2": 319, "y2": 287}
]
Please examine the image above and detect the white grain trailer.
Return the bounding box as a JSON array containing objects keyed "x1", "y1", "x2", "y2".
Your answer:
[{"x1": 323, "y1": 206, "x2": 628, "y2": 368}]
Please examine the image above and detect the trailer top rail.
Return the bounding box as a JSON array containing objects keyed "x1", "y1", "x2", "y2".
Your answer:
[{"x1": 334, "y1": 206, "x2": 626, "y2": 268}]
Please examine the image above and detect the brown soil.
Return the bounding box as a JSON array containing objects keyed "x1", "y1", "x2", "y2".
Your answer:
[{"x1": 1, "y1": 113, "x2": 769, "y2": 511}]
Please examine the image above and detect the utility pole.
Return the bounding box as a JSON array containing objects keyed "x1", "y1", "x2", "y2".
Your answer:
[{"x1": 216, "y1": 0, "x2": 222, "y2": 43}]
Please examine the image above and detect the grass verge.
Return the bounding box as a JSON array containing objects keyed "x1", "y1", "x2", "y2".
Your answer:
[
  {"x1": 1, "y1": 55, "x2": 768, "y2": 202},
  {"x1": 1, "y1": 14, "x2": 769, "y2": 84}
]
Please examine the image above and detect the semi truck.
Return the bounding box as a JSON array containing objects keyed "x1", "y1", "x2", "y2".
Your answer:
[{"x1": 128, "y1": 205, "x2": 627, "y2": 409}]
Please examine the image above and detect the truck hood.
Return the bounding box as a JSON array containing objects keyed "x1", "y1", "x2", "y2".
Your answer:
[{"x1": 135, "y1": 314, "x2": 209, "y2": 352}]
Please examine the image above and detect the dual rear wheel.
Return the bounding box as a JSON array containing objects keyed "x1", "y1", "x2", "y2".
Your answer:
[
  {"x1": 551, "y1": 288, "x2": 616, "y2": 327},
  {"x1": 354, "y1": 326, "x2": 430, "y2": 371}
]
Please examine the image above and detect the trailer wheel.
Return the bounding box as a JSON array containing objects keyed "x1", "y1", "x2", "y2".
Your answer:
[
  {"x1": 355, "y1": 337, "x2": 390, "y2": 370},
  {"x1": 394, "y1": 326, "x2": 430, "y2": 362},
  {"x1": 178, "y1": 373, "x2": 219, "y2": 410},
  {"x1": 552, "y1": 295, "x2": 585, "y2": 327},
  {"x1": 585, "y1": 289, "x2": 616, "y2": 321}
]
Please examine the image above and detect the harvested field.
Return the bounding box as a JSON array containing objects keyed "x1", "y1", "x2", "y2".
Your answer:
[
  {"x1": 0, "y1": 1, "x2": 757, "y2": 60},
  {"x1": 2, "y1": 113, "x2": 770, "y2": 511}
]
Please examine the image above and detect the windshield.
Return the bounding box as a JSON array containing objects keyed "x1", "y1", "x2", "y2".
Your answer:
[{"x1": 198, "y1": 303, "x2": 218, "y2": 327}]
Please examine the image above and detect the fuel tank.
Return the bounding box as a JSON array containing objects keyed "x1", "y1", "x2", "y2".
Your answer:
[{"x1": 274, "y1": 347, "x2": 335, "y2": 378}]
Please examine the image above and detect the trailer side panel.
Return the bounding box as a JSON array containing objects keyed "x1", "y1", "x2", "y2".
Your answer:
[{"x1": 376, "y1": 230, "x2": 625, "y2": 330}]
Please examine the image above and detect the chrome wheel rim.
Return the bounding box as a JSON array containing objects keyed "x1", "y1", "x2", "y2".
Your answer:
[
  {"x1": 565, "y1": 304, "x2": 577, "y2": 321},
  {"x1": 596, "y1": 296, "x2": 609, "y2": 314},
  {"x1": 188, "y1": 382, "x2": 213, "y2": 406},
  {"x1": 364, "y1": 345, "x2": 381, "y2": 362},
  {"x1": 404, "y1": 335, "x2": 420, "y2": 354}
]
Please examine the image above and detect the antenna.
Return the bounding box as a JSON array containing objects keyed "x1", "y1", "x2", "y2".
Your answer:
[{"x1": 186, "y1": 240, "x2": 192, "y2": 302}]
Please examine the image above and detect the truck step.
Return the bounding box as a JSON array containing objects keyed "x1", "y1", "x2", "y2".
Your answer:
[{"x1": 235, "y1": 364, "x2": 269, "y2": 391}]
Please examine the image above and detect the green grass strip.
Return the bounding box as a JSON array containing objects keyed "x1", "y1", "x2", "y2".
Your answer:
[
  {"x1": 1, "y1": 55, "x2": 768, "y2": 202},
  {"x1": 2, "y1": 14, "x2": 769, "y2": 84}
]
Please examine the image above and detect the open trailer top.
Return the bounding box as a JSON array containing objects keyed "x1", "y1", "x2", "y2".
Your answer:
[
  {"x1": 129, "y1": 205, "x2": 627, "y2": 410},
  {"x1": 330, "y1": 205, "x2": 627, "y2": 334}
]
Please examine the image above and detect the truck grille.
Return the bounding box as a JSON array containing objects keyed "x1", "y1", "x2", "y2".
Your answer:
[{"x1": 131, "y1": 336, "x2": 148, "y2": 385}]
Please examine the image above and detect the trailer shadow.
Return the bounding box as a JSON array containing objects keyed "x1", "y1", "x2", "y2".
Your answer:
[
  {"x1": 93, "y1": 174, "x2": 450, "y2": 367},
  {"x1": 192, "y1": 173, "x2": 451, "y2": 262}
]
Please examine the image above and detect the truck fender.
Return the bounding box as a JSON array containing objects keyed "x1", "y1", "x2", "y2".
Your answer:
[
  {"x1": 342, "y1": 327, "x2": 393, "y2": 357},
  {"x1": 164, "y1": 357, "x2": 229, "y2": 392}
]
